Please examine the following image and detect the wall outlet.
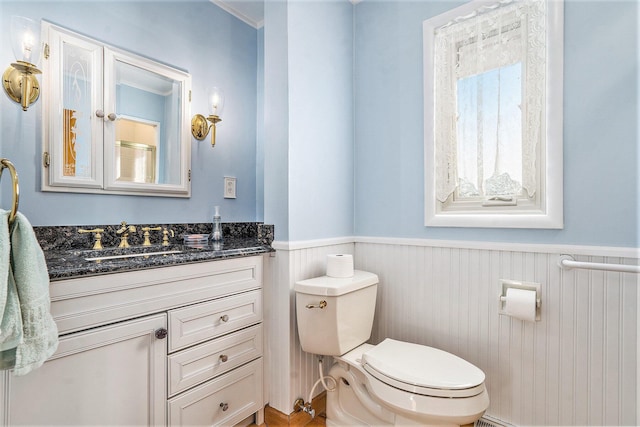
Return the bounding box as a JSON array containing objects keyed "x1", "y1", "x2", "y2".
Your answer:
[{"x1": 224, "y1": 177, "x2": 236, "y2": 199}]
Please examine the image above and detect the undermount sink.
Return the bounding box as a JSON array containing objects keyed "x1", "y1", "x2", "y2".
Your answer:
[
  {"x1": 84, "y1": 250, "x2": 182, "y2": 262},
  {"x1": 75, "y1": 246, "x2": 183, "y2": 262}
]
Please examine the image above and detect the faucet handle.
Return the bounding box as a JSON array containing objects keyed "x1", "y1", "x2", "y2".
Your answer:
[
  {"x1": 78, "y1": 228, "x2": 104, "y2": 250},
  {"x1": 141, "y1": 226, "x2": 162, "y2": 246}
]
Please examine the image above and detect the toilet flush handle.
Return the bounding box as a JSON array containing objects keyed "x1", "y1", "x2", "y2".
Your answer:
[{"x1": 305, "y1": 300, "x2": 327, "y2": 309}]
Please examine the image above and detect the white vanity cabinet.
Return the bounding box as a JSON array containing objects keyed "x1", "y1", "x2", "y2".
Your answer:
[{"x1": 0, "y1": 256, "x2": 265, "y2": 427}]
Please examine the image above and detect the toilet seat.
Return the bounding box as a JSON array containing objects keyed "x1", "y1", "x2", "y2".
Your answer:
[
  {"x1": 362, "y1": 339, "x2": 486, "y2": 398},
  {"x1": 334, "y1": 342, "x2": 490, "y2": 425}
]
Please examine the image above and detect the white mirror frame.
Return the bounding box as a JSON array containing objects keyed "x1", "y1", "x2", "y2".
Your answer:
[
  {"x1": 423, "y1": 0, "x2": 564, "y2": 228},
  {"x1": 41, "y1": 22, "x2": 192, "y2": 198}
]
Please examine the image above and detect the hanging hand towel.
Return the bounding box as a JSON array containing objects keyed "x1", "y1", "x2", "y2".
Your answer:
[
  {"x1": 0, "y1": 210, "x2": 23, "y2": 366},
  {"x1": 8, "y1": 212, "x2": 58, "y2": 376}
]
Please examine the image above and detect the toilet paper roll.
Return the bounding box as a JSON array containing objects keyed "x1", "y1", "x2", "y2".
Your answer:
[
  {"x1": 326, "y1": 254, "x2": 354, "y2": 278},
  {"x1": 504, "y1": 288, "x2": 537, "y2": 322}
]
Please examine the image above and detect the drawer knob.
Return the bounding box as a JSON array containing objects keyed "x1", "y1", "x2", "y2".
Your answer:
[
  {"x1": 219, "y1": 354, "x2": 228, "y2": 363},
  {"x1": 220, "y1": 314, "x2": 229, "y2": 323},
  {"x1": 154, "y1": 328, "x2": 168, "y2": 339},
  {"x1": 220, "y1": 402, "x2": 229, "y2": 412}
]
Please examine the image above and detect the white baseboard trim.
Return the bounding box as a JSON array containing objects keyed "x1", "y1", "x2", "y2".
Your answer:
[{"x1": 272, "y1": 236, "x2": 639, "y2": 258}]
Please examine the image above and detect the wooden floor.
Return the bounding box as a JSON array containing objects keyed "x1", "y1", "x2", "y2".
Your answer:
[{"x1": 258, "y1": 392, "x2": 327, "y2": 427}]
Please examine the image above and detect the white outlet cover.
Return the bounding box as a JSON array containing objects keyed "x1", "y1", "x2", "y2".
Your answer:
[{"x1": 224, "y1": 177, "x2": 236, "y2": 199}]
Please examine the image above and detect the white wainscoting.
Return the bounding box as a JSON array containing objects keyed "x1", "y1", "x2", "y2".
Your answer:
[
  {"x1": 264, "y1": 241, "x2": 354, "y2": 413},
  {"x1": 265, "y1": 238, "x2": 639, "y2": 426}
]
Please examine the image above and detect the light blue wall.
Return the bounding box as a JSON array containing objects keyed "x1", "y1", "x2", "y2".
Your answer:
[
  {"x1": 3, "y1": 0, "x2": 635, "y2": 247},
  {"x1": 0, "y1": 1, "x2": 258, "y2": 226},
  {"x1": 287, "y1": 1, "x2": 354, "y2": 241},
  {"x1": 263, "y1": 0, "x2": 290, "y2": 241},
  {"x1": 256, "y1": 27, "x2": 265, "y2": 223},
  {"x1": 263, "y1": 0, "x2": 354, "y2": 242},
  {"x1": 353, "y1": 0, "x2": 639, "y2": 247}
]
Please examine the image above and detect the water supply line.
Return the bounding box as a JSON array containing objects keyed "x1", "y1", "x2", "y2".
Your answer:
[{"x1": 294, "y1": 357, "x2": 337, "y2": 419}]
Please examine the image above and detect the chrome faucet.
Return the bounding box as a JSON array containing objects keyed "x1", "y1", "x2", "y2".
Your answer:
[{"x1": 116, "y1": 221, "x2": 137, "y2": 248}]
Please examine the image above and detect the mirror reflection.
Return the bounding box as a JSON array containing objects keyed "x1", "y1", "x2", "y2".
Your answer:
[
  {"x1": 114, "y1": 60, "x2": 182, "y2": 186},
  {"x1": 115, "y1": 117, "x2": 158, "y2": 184}
]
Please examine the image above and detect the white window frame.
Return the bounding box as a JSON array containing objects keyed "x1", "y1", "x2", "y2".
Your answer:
[{"x1": 424, "y1": 0, "x2": 564, "y2": 229}]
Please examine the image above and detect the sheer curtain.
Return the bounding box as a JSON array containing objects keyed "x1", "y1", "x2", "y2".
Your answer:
[{"x1": 433, "y1": 0, "x2": 546, "y2": 203}]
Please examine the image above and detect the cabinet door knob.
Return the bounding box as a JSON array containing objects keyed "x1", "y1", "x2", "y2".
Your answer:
[
  {"x1": 107, "y1": 113, "x2": 117, "y2": 121},
  {"x1": 154, "y1": 328, "x2": 168, "y2": 339},
  {"x1": 220, "y1": 402, "x2": 229, "y2": 412},
  {"x1": 219, "y1": 354, "x2": 228, "y2": 363},
  {"x1": 95, "y1": 109, "x2": 105, "y2": 118},
  {"x1": 220, "y1": 314, "x2": 229, "y2": 323}
]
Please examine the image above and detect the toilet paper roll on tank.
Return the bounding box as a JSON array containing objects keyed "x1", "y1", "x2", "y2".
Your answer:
[{"x1": 326, "y1": 254, "x2": 354, "y2": 278}]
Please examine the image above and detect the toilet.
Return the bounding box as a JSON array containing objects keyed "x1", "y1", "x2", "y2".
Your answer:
[{"x1": 295, "y1": 270, "x2": 489, "y2": 426}]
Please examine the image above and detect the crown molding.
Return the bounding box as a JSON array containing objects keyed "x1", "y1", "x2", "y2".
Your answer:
[{"x1": 211, "y1": 0, "x2": 264, "y2": 29}]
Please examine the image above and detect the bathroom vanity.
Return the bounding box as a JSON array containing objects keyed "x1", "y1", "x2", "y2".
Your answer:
[{"x1": 0, "y1": 224, "x2": 271, "y2": 427}]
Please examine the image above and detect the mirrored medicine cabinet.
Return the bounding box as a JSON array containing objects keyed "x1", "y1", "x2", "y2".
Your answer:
[{"x1": 41, "y1": 22, "x2": 192, "y2": 197}]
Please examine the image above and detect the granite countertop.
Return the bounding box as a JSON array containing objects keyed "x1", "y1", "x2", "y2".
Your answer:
[
  {"x1": 37, "y1": 222, "x2": 275, "y2": 281},
  {"x1": 45, "y1": 238, "x2": 274, "y2": 281}
]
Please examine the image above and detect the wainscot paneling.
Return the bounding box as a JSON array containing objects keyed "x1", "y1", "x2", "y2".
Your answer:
[
  {"x1": 265, "y1": 241, "x2": 354, "y2": 414},
  {"x1": 265, "y1": 238, "x2": 638, "y2": 426},
  {"x1": 356, "y1": 241, "x2": 638, "y2": 426}
]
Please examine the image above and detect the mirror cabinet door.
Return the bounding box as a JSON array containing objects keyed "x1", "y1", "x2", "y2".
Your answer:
[
  {"x1": 42, "y1": 22, "x2": 191, "y2": 197},
  {"x1": 103, "y1": 49, "x2": 190, "y2": 195},
  {"x1": 44, "y1": 25, "x2": 104, "y2": 189}
]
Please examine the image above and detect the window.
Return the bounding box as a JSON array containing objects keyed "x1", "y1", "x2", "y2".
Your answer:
[{"x1": 423, "y1": 0, "x2": 563, "y2": 228}]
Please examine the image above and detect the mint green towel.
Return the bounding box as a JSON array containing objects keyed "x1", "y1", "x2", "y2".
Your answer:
[
  {"x1": 0, "y1": 211, "x2": 58, "y2": 375},
  {"x1": 0, "y1": 210, "x2": 23, "y2": 362}
]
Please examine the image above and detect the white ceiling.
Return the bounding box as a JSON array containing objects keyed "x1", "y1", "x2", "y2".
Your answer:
[{"x1": 212, "y1": 0, "x2": 265, "y2": 28}]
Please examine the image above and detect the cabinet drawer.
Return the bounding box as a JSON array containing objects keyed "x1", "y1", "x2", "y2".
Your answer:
[
  {"x1": 169, "y1": 290, "x2": 262, "y2": 352},
  {"x1": 168, "y1": 358, "x2": 263, "y2": 427},
  {"x1": 168, "y1": 324, "x2": 263, "y2": 397}
]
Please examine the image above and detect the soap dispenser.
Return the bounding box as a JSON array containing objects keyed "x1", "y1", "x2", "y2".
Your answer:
[{"x1": 212, "y1": 205, "x2": 223, "y2": 242}]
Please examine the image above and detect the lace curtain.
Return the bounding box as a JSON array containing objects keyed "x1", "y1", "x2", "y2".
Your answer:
[{"x1": 433, "y1": 0, "x2": 546, "y2": 203}]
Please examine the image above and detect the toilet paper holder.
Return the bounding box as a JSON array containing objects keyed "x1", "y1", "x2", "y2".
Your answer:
[{"x1": 498, "y1": 279, "x2": 541, "y2": 321}]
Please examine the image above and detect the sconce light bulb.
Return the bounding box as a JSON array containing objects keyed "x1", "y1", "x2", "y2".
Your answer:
[
  {"x1": 10, "y1": 16, "x2": 41, "y2": 66},
  {"x1": 22, "y1": 33, "x2": 34, "y2": 63},
  {"x1": 208, "y1": 87, "x2": 225, "y2": 117}
]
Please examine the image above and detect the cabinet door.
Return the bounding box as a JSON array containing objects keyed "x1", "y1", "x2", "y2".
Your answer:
[
  {"x1": 43, "y1": 23, "x2": 104, "y2": 190},
  {"x1": 4, "y1": 314, "x2": 167, "y2": 426}
]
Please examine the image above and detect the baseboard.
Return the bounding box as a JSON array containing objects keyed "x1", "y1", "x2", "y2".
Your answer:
[{"x1": 264, "y1": 392, "x2": 327, "y2": 427}]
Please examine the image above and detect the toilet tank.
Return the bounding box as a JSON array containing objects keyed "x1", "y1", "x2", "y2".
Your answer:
[{"x1": 294, "y1": 270, "x2": 378, "y2": 356}]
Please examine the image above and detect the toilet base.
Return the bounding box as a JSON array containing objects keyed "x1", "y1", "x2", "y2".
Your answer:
[{"x1": 326, "y1": 347, "x2": 488, "y2": 427}]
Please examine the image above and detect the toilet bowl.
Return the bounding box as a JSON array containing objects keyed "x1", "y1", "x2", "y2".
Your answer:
[
  {"x1": 295, "y1": 270, "x2": 489, "y2": 426},
  {"x1": 327, "y1": 341, "x2": 489, "y2": 426}
]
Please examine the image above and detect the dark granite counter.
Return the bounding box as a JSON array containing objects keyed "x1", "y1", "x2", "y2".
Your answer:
[
  {"x1": 36, "y1": 222, "x2": 274, "y2": 281},
  {"x1": 44, "y1": 239, "x2": 273, "y2": 281}
]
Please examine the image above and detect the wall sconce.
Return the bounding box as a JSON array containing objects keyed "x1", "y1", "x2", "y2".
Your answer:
[
  {"x1": 2, "y1": 16, "x2": 42, "y2": 111},
  {"x1": 191, "y1": 87, "x2": 225, "y2": 147}
]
